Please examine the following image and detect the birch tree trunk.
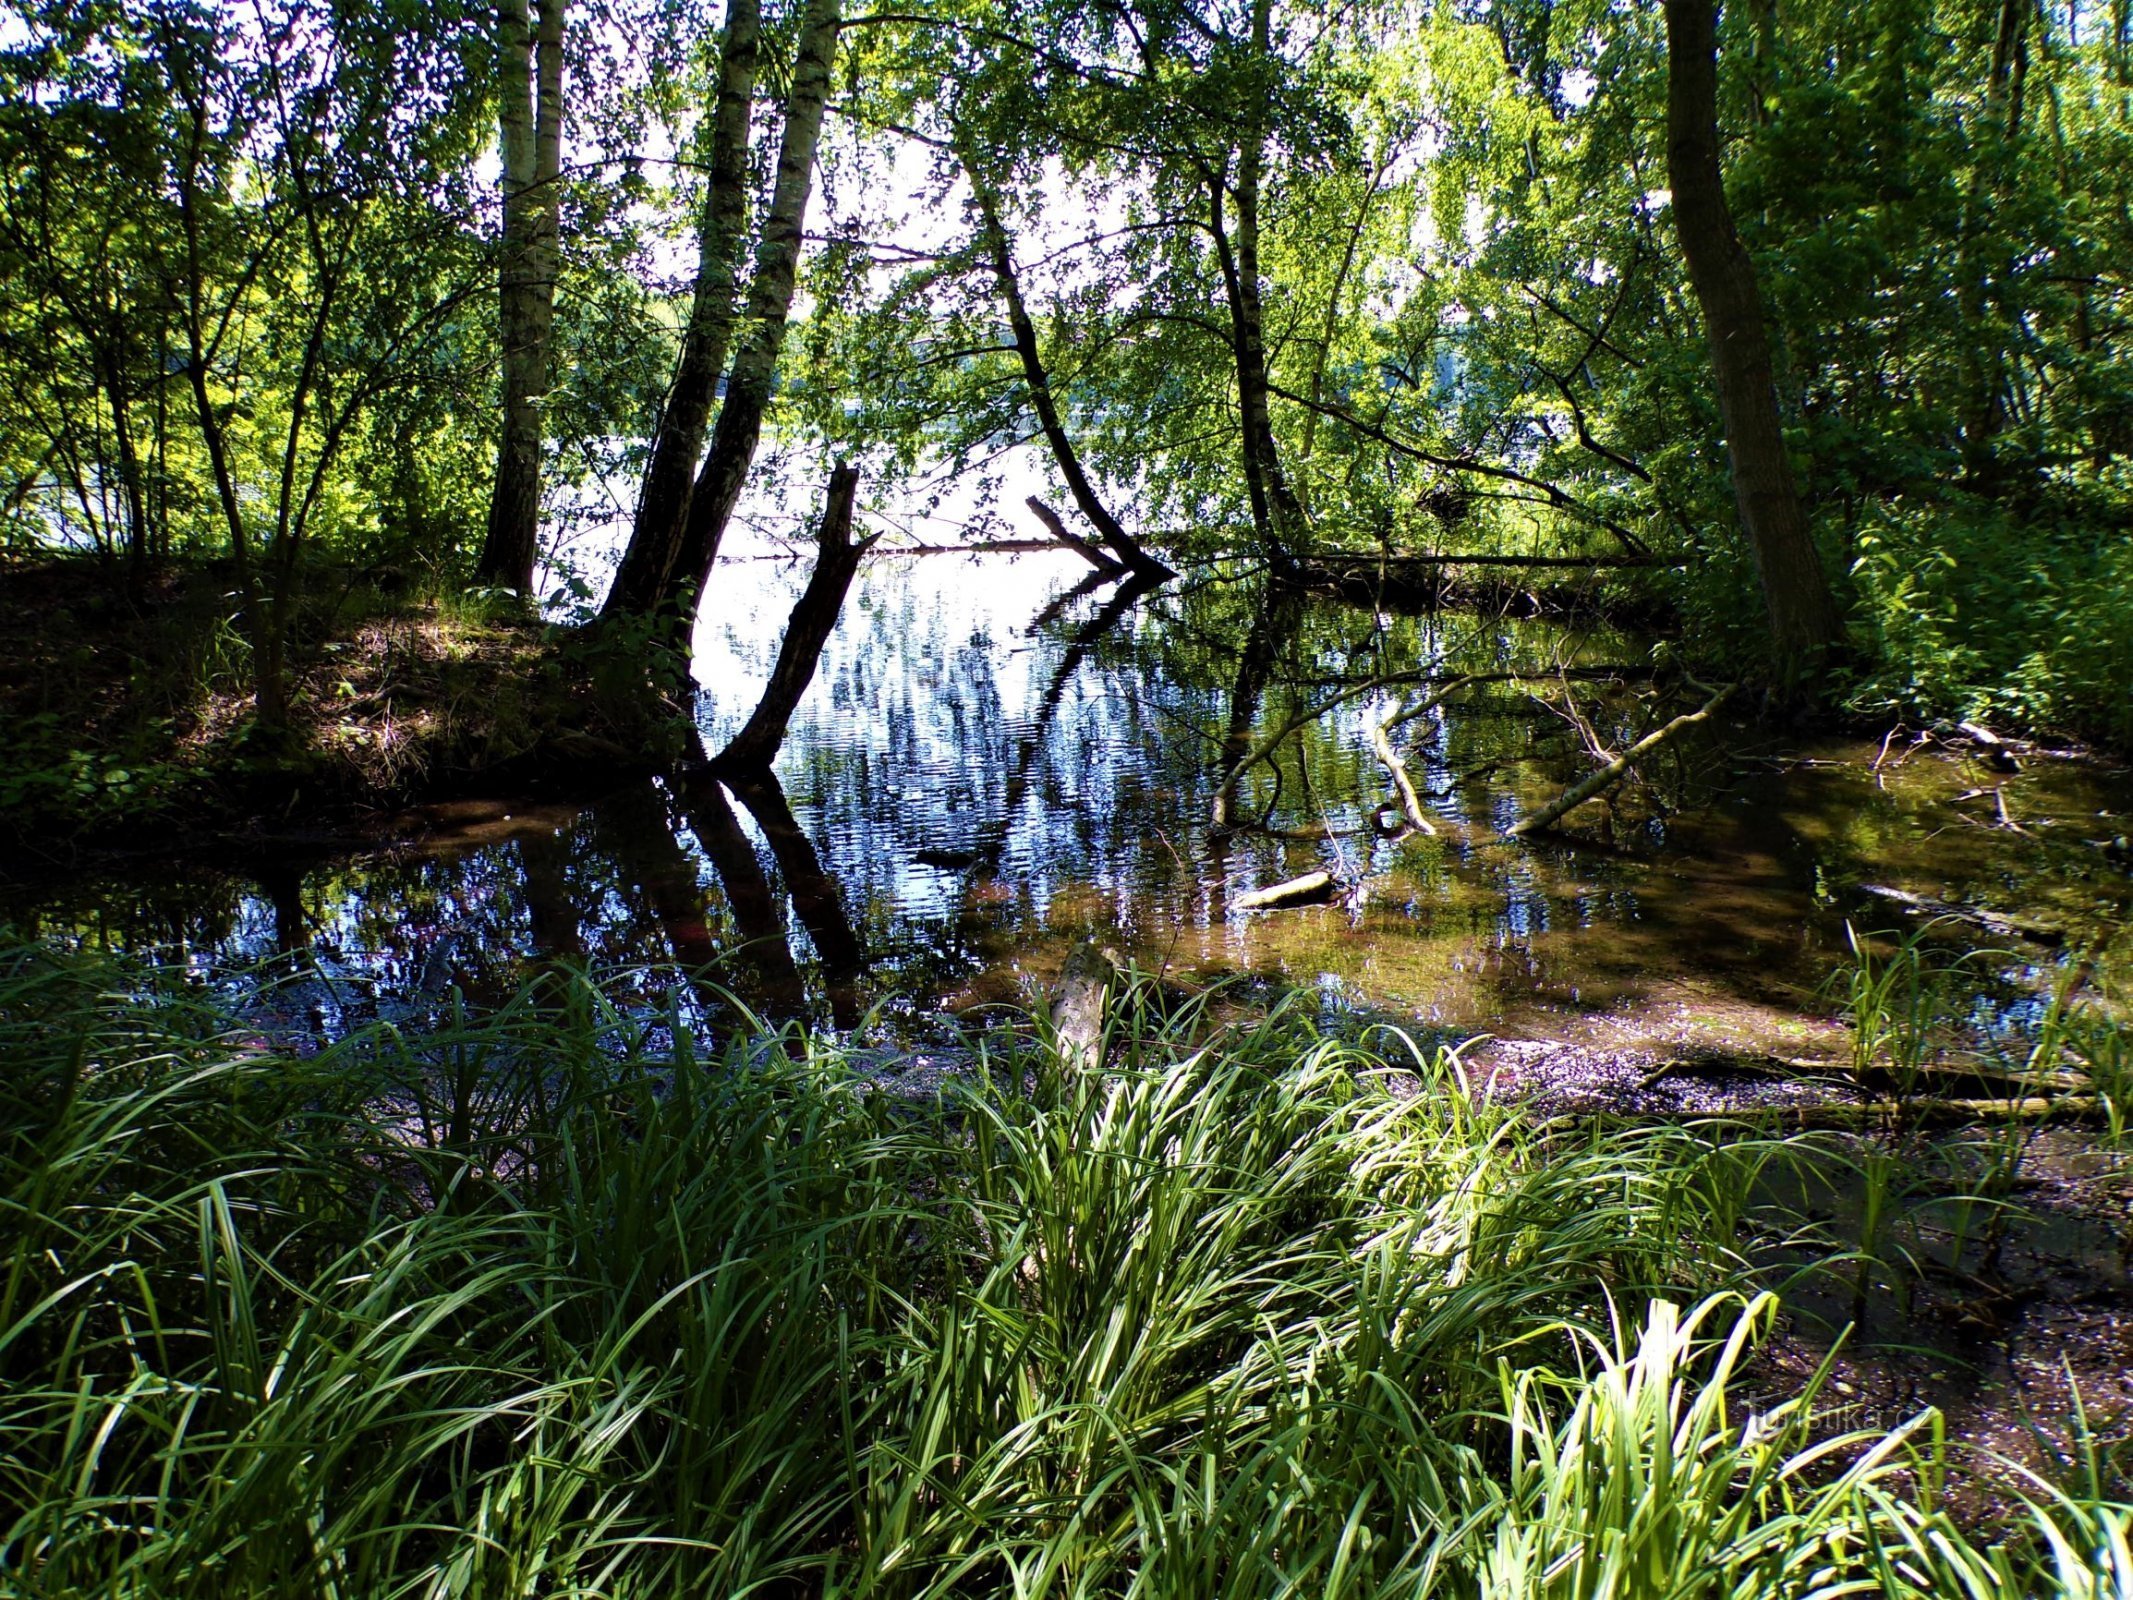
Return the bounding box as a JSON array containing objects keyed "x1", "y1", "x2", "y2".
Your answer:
[
  {"x1": 661, "y1": 0, "x2": 842, "y2": 626},
  {"x1": 478, "y1": 0, "x2": 565, "y2": 593},
  {"x1": 1663, "y1": 0, "x2": 1841, "y2": 682},
  {"x1": 605, "y1": 0, "x2": 761, "y2": 617}
]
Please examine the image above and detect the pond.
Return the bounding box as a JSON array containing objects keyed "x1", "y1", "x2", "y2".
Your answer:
[{"x1": 10, "y1": 547, "x2": 2132, "y2": 1060}]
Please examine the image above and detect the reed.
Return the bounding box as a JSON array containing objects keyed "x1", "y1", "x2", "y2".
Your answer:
[{"x1": 0, "y1": 938, "x2": 2122, "y2": 1596}]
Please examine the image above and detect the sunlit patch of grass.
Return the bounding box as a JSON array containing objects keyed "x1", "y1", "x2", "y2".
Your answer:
[{"x1": 0, "y1": 938, "x2": 2124, "y2": 1596}]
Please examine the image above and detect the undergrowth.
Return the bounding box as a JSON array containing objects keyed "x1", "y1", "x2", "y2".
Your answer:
[{"x1": 0, "y1": 940, "x2": 2126, "y2": 1596}]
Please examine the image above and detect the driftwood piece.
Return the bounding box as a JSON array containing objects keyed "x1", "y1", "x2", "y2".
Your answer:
[
  {"x1": 1507, "y1": 683, "x2": 1734, "y2": 837},
  {"x1": 1025, "y1": 496, "x2": 1125, "y2": 575},
  {"x1": 714, "y1": 463, "x2": 877, "y2": 771},
  {"x1": 1233, "y1": 869, "x2": 1338, "y2": 911},
  {"x1": 1050, "y1": 937, "x2": 1120, "y2": 1072}
]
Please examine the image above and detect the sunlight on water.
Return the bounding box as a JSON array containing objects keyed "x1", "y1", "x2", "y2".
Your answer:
[{"x1": 10, "y1": 550, "x2": 2131, "y2": 1054}]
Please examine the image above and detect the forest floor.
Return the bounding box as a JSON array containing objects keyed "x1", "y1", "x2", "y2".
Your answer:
[{"x1": 0, "y1": 557, "x2": 686, "y2": 869}]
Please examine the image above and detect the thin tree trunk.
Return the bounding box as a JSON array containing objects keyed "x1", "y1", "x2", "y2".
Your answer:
[
  {"x1": 1954, "y1": 0, "x2": 2031, "y2": 481},
  {"x1": 965, "y1": 156, "x2": 1174, "y2": 580},
  {"x1": 1664, "y1": 0, "x2": 1841, "y2": 681},
  {"x1": 102, "y1": 355, "x2": 152, "y2": 574},
  {"x1": 662, "y1": 0, "x2": 841, "y2": 626},
  {"x1": 175, "y1": 146, "x2": 283, "y2": 727},
  {"x1": 605, "y1": 0, "x2": 761, "y2": 617},
  {"x1": 478, "y1": 0, "x2": 565, "y2": 592},
  {"x1": 713, "y1": 463, "x2": 873, "y2": 770},
  {"x1": 1219, "y1": 0, "x2": 1308, "y2": 577}
]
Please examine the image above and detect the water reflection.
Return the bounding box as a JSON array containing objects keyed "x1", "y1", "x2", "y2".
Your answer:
[{"x1": 8, "y1": 549, "x2": 2131, "y2": 1051}]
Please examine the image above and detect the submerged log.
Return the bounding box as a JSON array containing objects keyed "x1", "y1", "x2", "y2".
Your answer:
[
  {"x1": 1507, "y1": 682, "x2": 1734, "y2": 837},
  {"x1": 1233, "y1": 869, "x2": 1338, "y2": 911},
  {"x1": 1854, "y1": 883, "x2": 2063, "y2": 946},
  {"x1": 714, "y1": 463, "x2": 876, "y2": 771}
]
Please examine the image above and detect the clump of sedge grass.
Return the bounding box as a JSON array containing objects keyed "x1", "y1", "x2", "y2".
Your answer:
[{"x1": 0, "y1": 939, "x2": 2122, "y2": 1596}]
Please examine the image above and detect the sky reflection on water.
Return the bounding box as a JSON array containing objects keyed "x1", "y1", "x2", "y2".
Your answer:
[{"x1": 11, "y1": 549, "x2": 2132, "y2": 1055}]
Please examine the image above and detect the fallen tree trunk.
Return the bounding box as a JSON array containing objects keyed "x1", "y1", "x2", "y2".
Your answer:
[
  {"x1": 713, "y1": 463, "x2": 875, "y2": 771},
  {"x1": 1854, "y1": 882, "x2": 2063, "y2": 946},
  {"x1": 1705, "y1": 1094, "x2": 2104, "y2": 1129},
  {"x1": 1507, "y1": 683, "x2": 1734, "y2": 837},
  {"x1": 1305, "y1": 551, "x2": 1669, "y2": 570},
  {"x1": 1025, "y1": 496, "x2": 1124, "y2": 575}
]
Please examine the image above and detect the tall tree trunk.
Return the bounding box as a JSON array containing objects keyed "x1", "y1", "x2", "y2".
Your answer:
[
  {"x1": 963, "y1": 153, "x2": 1174, "y2": 580},
  {"x1": 605, "y1": 0, "x2": 761, "y2": 617},
  {"x1": 1664, "y1": 0, "x2": 1842, "y2": 680},
  {"x1": 1954, "y1": 0, "x2": 2031, "y2": 482},
  {"x1": 478, "y1": 0, "x2": 565, "y2": 593},
  {"x1": 713, "y1": 463, "x2": 873, "y2": 769},
  {"x1": 1206, "y1": 50, "x2": 1306, "y2": 572},
  {"x1": 654, "y1": 0, "x2": 841, "y2": 627}
]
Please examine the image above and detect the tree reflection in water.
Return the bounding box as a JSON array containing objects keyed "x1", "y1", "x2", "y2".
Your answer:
[{"x1": 10, "y1": 548, "x2": 2129, "y2": 1053}]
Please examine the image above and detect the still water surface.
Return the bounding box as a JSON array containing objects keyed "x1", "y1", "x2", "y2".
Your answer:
[{"x1": 13, "y1": 550, "x2": 2132, "y2": 1050}]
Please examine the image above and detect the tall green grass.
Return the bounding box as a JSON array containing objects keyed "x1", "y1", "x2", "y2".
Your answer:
[{"x1": 0, "y1": 940, "x2": 2123, "y2": 1597}]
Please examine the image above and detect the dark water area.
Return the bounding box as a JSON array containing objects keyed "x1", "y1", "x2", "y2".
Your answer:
[{"x1": 8, "y1": 549, "x2": 2133, "y2": 1056}]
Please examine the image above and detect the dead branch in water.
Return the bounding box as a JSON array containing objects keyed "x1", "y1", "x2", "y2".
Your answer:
[
  {"x1": 1506, "y1": 682, "x2": 1734, "y2": 837},
  {"x1": 1369, "y1": 683, "x2": 1469, "y2": 835},
  {"x1": 1024, "y1": 496, "x2": 1125, "y2": 575},
  {"x1": 714, "y1": 464, "x2": 877, "y2": 771}
]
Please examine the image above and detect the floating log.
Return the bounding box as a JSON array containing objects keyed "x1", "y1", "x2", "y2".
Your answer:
[
  {"x1": 1506, "y1": 682, "x2": 1734, "y2": 837},
  {"x1": 1233, "y1": 869, "x2": 1338, "y2": 911}
]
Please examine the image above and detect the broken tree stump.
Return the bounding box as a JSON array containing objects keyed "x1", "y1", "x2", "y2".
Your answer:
[
  {"x1": 714, "y1": 463, "x2": 876, "y2": 771},
  {"x1": 1050, "y1": 936, "x2": 1120, "y2": 1073}
]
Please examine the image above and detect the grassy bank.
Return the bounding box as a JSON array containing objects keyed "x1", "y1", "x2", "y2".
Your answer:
[
  {"x1": 2, "y1": 942, "x2": 2127, "y2": 1596},
  {"x1": 0, "y1": 557, "x2": 687, "y2": 853}
]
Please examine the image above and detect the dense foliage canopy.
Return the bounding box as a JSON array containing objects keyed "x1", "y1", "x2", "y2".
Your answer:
[{"x1": 2, "y1": 0, "x2": 2129, "y2": 734}]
